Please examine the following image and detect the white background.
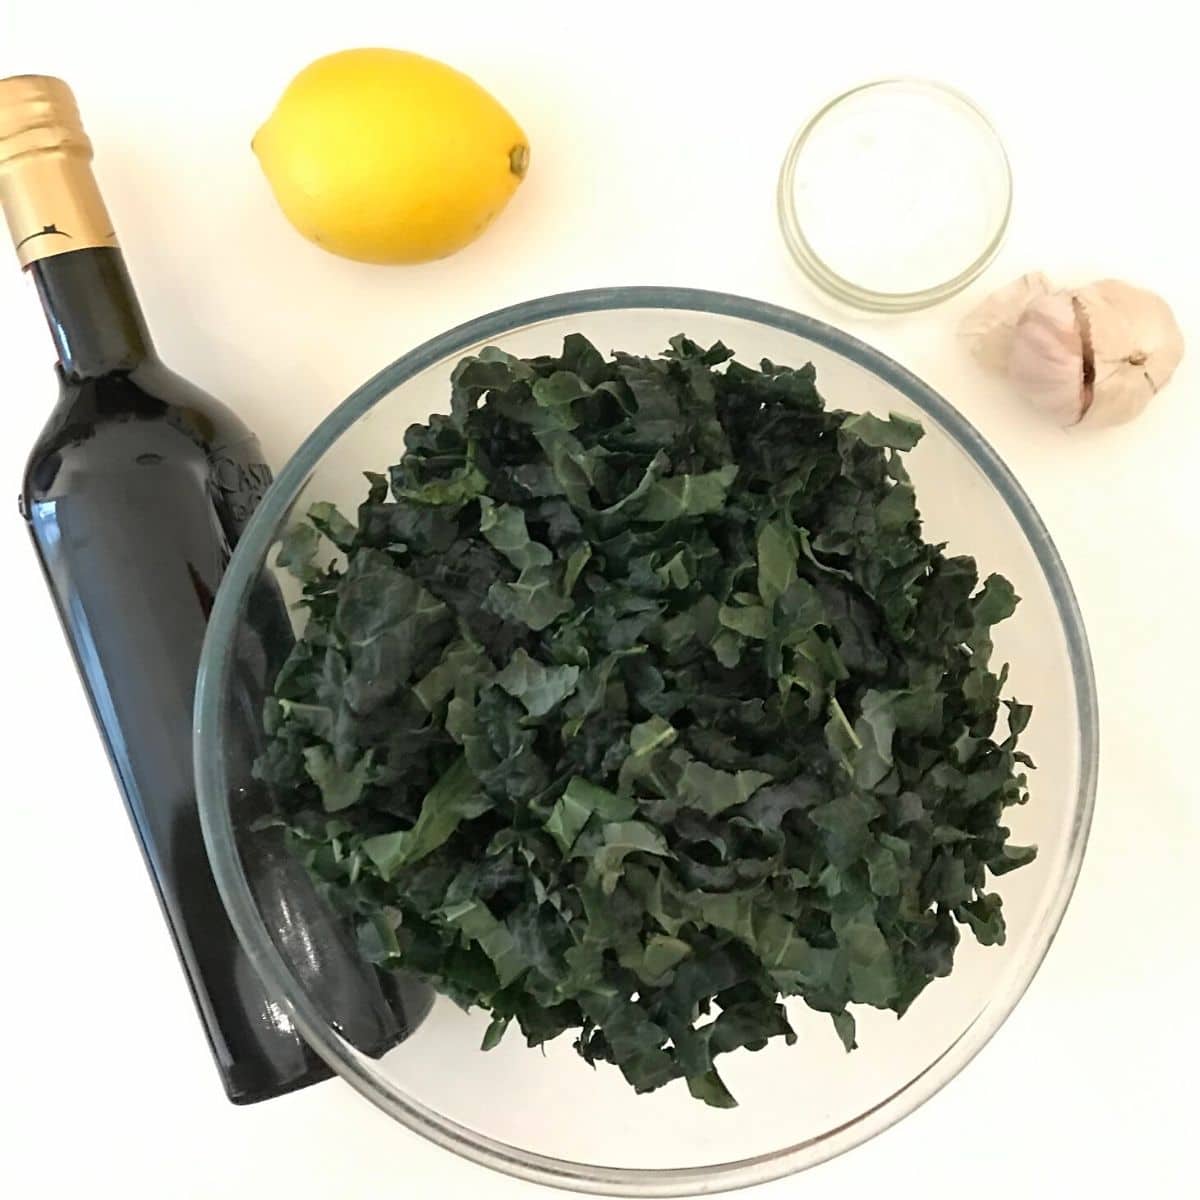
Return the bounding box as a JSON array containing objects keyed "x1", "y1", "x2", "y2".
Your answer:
[{"x1": 1, "y1": 2, "x2": 1196, "y2": 1196}]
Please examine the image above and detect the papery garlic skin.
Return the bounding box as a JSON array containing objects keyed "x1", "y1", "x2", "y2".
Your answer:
[
  {"x1": 960, "y1": 272, "x2": 1055, "y2": 372},
  {"x1": 1075, "y1": 280, "x2": 1185, "y2": 427},
  {"x1": 1008, "y1": 293, "x2": 1090, "y2": 425}
]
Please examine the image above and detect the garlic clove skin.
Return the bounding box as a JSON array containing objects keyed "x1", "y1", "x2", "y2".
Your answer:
[
  {"x1": 1073, "y1": 280, "x2": 1185, "y2": 427},
  {"x1": 1007, "y1": 292, "x2": 1089, "y2": 426},
  {"x1": 960, "y1": 272, "x2": 1055, "y2": 373}
]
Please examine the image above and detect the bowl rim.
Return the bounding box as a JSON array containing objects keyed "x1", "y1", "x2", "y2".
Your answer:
[
  {"x1": 196, "y1": 286, "x2": 1098, "y2": 1197},
  {"x1": 776, "y1": 79, "x2": 1014, "y2": 313}
]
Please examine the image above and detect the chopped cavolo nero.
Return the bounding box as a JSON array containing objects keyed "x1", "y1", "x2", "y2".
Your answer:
[{"x1": 256, "y1": 334, "x2": 1035, "y2": 1107}]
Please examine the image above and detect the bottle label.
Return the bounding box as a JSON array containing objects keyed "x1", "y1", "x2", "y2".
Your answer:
[{"x1": 211, "y1": 438, "x2": 274, "y2": 532}]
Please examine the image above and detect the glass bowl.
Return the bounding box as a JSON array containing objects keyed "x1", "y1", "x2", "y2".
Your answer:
[
  {"x1": 778, "y1": 80, "x2": 1013, "y2": 312},
  {"x1": 196, "y1": 287, "x2": 1097, "y2": 1196}
]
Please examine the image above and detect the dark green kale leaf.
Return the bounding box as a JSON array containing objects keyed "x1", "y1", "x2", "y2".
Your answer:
[{"x1": 257, "y1": 334, "x2": 1036, "y2": 1108}]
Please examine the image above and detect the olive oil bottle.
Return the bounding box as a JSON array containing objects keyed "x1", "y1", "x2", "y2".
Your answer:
[{"x1": 0, "y1": 75, "x2": 422, "y2": 1102}]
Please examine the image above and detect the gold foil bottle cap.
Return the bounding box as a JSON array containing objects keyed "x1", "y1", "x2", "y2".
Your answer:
[
  {"x1": 0, "y1": 74, "x2": 90, "y2": 160},
  {"x1": 0, "y1": 74, "x2": 117, "y2": 267}
]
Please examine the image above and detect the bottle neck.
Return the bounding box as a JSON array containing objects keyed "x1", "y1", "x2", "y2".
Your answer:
[
  {"x1": 0, "y1": 81, "x2": 147, "y2": 379},
  {"x1": 31, "y1": 246, "x2": 155, "y2": 378}
]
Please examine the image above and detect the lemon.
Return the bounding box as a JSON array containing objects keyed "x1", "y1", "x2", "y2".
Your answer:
[{"x1": 253, "y1": 49, "x2": 529, "y2": 265}]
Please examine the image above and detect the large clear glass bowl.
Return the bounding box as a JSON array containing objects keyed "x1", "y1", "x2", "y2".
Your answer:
[{"x1": 196, "y1": 288, "x2": 1097, "y2": 1196}]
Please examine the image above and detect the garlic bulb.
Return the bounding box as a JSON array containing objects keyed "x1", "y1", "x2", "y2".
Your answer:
[{"x1": 962, "y1": 276, "x2": 1185, "y2": 427}]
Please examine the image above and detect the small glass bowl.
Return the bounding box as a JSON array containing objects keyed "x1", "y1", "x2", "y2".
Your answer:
[{"x1": 778, "y1": 80, "x2": 1013, "y2": 313}]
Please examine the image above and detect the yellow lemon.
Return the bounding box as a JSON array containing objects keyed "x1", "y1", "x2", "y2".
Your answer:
[{"x1": 253, "y1": 49, "x2": 529, "y2": 264}]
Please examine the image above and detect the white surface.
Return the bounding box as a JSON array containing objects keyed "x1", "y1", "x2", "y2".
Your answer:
[{"x1": 0, "y1": 2, "x2": 1195, "y2": 1197}]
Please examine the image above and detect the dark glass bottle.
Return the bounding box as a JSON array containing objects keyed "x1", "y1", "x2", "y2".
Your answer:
[{"x1": 1, "y1": 75, "x2": 423, "y2": 1102}]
